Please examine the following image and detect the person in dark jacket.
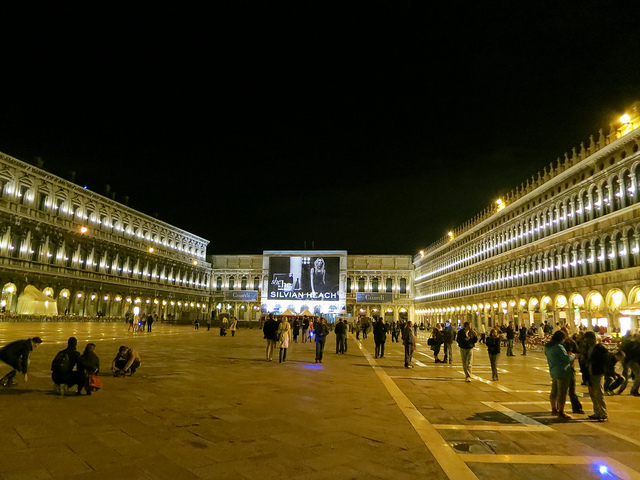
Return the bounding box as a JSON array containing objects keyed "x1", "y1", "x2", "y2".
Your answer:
[
  {"x1": 79, "y1": 343, "x2": 100, "y2": 395},
  {"x1": 505, "y1": 321, "x2": 516, "y2": 356},
  {"x1": 0, "y1": 337, "x2": 42, "y2": 387},
  {"x1": 485, "y1": 328, "x2": 501, "y2": 381},
  {"x1": 373, "y1": 317, "x2": 387, "y2": 359},
  {"x1": 429, "y1": 325, "x2": 444, "y2": 363},
  {"x1": 562, "y1": 329, "x2": 584, "y2": 414},
  {"x1": 442, "y1": 321, "x2": 454, "y2": 364},
  {"x1": 583, "y1": 331, "x2": 608, "y2": 421},
  {"x1": 456, "y1": 322, "x2": 477, "y2": 382},
  {"x1": 263, "y1": 313, "x2": 279, "y2": 361},
  {"x1": 402, "y1": 321, "x2": 416, "y2": 368},
  {"x1": 315, "y1": 318, "x2": 329, "y2": 363},
  {"x1": 519, "y1": 324, "x2": 528, "y2": 355},
  {"x1": 52, "y1": 337, "x2": 85, "y2": 396},
  {"x1": 335, "y1": 319, "x2": 348, "y2": 354}
]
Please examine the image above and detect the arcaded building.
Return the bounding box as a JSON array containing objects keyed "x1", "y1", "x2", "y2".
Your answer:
[
  {"x1": 414, "y1": 103, "x2": 640, "y2": 333},
  {"x1": 0, "y1": 151, "x2": 211, "y2": 320}
]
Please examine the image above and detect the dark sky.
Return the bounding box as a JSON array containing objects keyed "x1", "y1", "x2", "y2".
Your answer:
[{"x1": 1, "y1": 2, "x2": 639, "y2": 255}]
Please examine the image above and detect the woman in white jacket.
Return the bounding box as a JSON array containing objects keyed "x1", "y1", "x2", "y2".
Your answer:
[{"x1": 278, "y1": 319, "x2": 291, "y2": 363}]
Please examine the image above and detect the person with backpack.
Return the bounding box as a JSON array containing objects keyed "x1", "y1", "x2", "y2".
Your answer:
[
  {"x1": 0, "y1": 337, "x2": 42, "y2": 387},
  {"x1": 51, "y1": 337, "x2": 84, "y2": 395}
]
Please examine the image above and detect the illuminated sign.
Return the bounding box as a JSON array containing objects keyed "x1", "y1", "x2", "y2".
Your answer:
[
  {"x1": 268, "y1": 256, "x2": 340, "y2": 301},
  {"x1": 224, "y1": 291, "x2": 259, "y2": 301},
  {"x1": 356, "y1": 292, "x2": 393, "y2": 303}
]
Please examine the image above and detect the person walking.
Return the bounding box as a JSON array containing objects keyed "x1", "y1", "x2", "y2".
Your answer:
[
  {"x1": 402, "y1": 321, "x2": 416, "y2": 368},
  {"x1": 456, "y1": 321, "x2": 477, "y2": 382},
  {"x1": 263, "y1": 313, "x2": 279, "y2": 362},
  {"x1": 486, "y1": 328, "x2": 501, "y2": 381},
  {"x1": 315, "y1": 318, "x2": 329, "y2": 363},
  {"x1": 0, "y1": 336, "x2": 42, "y2": 387},
  {"x1": 544, "y1": 330, "x2": 574, "y2": 420},
  {"x1": 519, "y1": 323, "x2": 528, "y2": 355},
  {"x1": 302, "y1": 317, "x2": 309, "y2": 343},
  {"x1": 292, "y1": 318, "x2": 300, "y2": 343},
  {"x1": 479, "y1": 322, "x2": 487, "y2": 344},
  {"x1": 373, "y1": 317, "x2": 387, "y2": 359},
  {"x1": 583, "y1": 331, "x2": 608, "y2": 421},
  {"x1": 277, "y1": 318, "x2": 291, "y2": 363}
]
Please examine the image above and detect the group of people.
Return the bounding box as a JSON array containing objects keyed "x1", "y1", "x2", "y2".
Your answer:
[
  {"x1": 263, "y1": 313, "x2": 331, "y2": 363},
  {"x1": 126, "y1": 312, "x2": 155, "y2": 332},
  {"x1": 0, "y1": 336, "x2": 141, "y2": 396},
  {"x1": 545, "y1": 328, "x2": 640, "y2": 422}
]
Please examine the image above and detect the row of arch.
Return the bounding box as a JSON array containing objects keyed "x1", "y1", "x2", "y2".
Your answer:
[
  {"x1": 0, "y1": 225, "x2": 210, "y2": 291},
  {"x1": 0, "y1": 155, "x2": 207, "y2": 258},
  {"x1": 419, "y1": 225, "x2": 640, "y2": 301},
  {"x1": 1, "y1": 282, "x2": 209, "y2": 319},
  {"x1": 420, "y1": 159, "x2": 640, "y2": 281}
]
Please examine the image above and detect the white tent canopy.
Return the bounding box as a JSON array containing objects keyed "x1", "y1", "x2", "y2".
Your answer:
[
  {"x1": 620, "y1": 301, "x2": 640, "y2": 316},
  {"x1": 17, "y1": 285, "x2": 58, "y2": 316},
  {"x1": 299, "y1": 308, "x2": 317, "y2": 317},
  {"x1": 279, "y1": 308, "x2": 298, "y2": 317}
]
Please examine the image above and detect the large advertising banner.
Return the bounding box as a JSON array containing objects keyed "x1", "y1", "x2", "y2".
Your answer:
[{"x1": 268, "y1": 256, "x2": 340, "y2": 302}]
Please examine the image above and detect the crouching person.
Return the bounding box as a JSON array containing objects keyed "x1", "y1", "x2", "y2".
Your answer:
[
  {"x1": 112, "y1": 346, "x2": 141, "y2": 376},
  {"x1": 79, "y1": 343, "x2": 100, "y2": 395},
  {"x1": 51, "y1": 337, "x2": 85, "y2": 395},
  {"x1": 0, "y1": 336, "x2": 42, "y2": 387}
]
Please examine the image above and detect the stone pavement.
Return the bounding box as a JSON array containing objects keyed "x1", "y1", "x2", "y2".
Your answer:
[{"x1": 0, "y1": 322, "x2": 640, "y2": 480}]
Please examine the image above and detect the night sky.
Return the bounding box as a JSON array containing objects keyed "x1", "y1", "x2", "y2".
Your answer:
[{"x1": 1, "y1": 2, "x2": 639, "y2": 256}]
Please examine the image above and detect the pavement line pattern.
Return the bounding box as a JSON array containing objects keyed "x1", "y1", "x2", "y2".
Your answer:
[
  {"x1": 481, "y1": 401, "x2": 546, "y2": 426},
  {"x1": 357, "y1": 340, "x2": 479, "y2": 480},
  {"x1": 432, "y1": 424, "x2": 553, "y2": 432},
  {"x1": 460, "y1": 454, "x2": 640, "y2": 480}
]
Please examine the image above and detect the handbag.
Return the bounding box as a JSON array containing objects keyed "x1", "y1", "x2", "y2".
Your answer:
[
  {"x1": 88, "y1": 374, "x2": 102, "y2": 391},
  {"x1": 427, "y1": 338, "x2": 436, "y2": 346}
]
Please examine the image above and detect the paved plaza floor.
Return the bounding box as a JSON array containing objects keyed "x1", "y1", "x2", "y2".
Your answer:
[{"x1": 0, "y1": 322, "x2": 640, "y2": 480}]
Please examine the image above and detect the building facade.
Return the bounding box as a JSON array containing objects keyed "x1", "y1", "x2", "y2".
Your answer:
[
  {"x1": 414, "y1": 103, "x2": 640, "y2": 333},
  {"x1": 0, "y1": 151, "x2": 211, "y2": 320}
]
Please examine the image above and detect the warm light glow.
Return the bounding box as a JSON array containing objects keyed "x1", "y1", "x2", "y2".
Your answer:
[
  {"x1": 621, "y1": 114, "x2": 631, "y2": 124},
  {"x1": 79, "y1": 226, "x2": 88, "y2": 234},
  {"x1": 496, "y1": 198, "x2": 505, "y2": 211},
  {"x1": 612, "y1": 291, "x2": 624, "y2": 307},
  {"x1": 148, "y1": 247, "x2": 154, "y2": 253},
  {"x1": 192, "y1": 260, "x2": 198, "y2": 265},
  {"x1": 592, "y1": 293, "x2": 602, "y2": 306}
]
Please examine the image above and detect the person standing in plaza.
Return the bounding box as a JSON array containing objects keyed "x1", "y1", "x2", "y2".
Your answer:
[
  {"x1": 391, "y1": 321, "x2": 400, "y2": 343},
  {"x1": 544, "y1": 330, "x2": 574, "y2": 420},
  {"x1": 263, "y1": 313, "x2": 279, "y2": 362},
  {"x1": 292, "y1": 318, "x2": 300, "y2": 343},
  {"x1": 373, "y1": 317, "x2": 387, "y2": 359},
  {"x1": 230, "y1": 317, "x2": 237, "y2": 337},
  {"x1": 146, "y1": 313, "x2": 154, "y2": 332},
  {"x1": 456, "y1": 321, "x2": 477, "y2": 382},
  {"x1": 402, "y1": 321, "x2": 415, "y2": 368},
  {"x1": 583, "y1": 331, "x2": 608, "y2": 421},
  {"x1": 0, "y1": 336, "x2": 42, "y2": 387},
  {"x1": 277, "y1": 318, "x2": 291, "y2": 363},
  {"x1": 561, "y1": 328, "x2": 584, "y2": 414},
  {"x1": 315, "y1": 318, "x2": 329, "y2": 363},
  {"x1": 302, "y1": 317, "x2": 309, "y2": 343},
  {"x1": 505, "y1": 321, "x2": 515, "y2": 356},
  {"x1": 486, "y1": 328, "x2": 501, "y2": 381},
  {"x1": 335, "y1": 319, "x2": 347, "y2": 354},
  {"x1": 479, "y1": 322, "x2": 486, "y2": 344},
  {"x1": 442, "y1": 321, "x2": 454, "y2": 364},
  {"x1": 519, "y1": 323, "x2": 528, "y2": 355},
  {"x1": 429, "y1": 324, "x2": 444, "y2": 363}
]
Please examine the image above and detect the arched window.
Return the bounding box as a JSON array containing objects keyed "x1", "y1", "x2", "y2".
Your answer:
[
  {"x1": 228, "y1": 277, "x2": 235, "y2": 290},
  {"x1": 346, "y1": 277, "x2": 351, "y2": 293},
  {"x1": 358, "y1": 277, "x2": 365, "y2": 292},
  {"x1": 372, "y1": 277, "x2": 379, "y2": 292},
  {"x1": 241, "y1": 276, "x2": 247, "y2": 290},
  {"x1": 253, "y1": 276, "x2": 260, "y2": 291},
  {"x1": 216, "y1": 276, "x2": 222, "y2": 291},
  {"x1": 400, "y1": 278, "x2": 407, "y2": 294},
  {"x1": 386, "y1": 278, "x2": 392, "y2": 292}
]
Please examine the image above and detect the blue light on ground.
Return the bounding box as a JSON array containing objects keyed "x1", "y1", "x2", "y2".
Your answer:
[
  {"x1": 599, "y1": 465, "x2": 608, "y2": 475},
  {"x1": 304, "y1": 364, "x2": 322, "y2": 369}
]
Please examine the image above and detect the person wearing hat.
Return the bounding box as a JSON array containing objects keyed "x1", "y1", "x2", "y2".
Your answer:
[
  {"x1": 0, "y1": 336, "x2": 42, "y2": 387},
  {"x1": 51, "y1": 337, "x2": 84, "y2": 395}
]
